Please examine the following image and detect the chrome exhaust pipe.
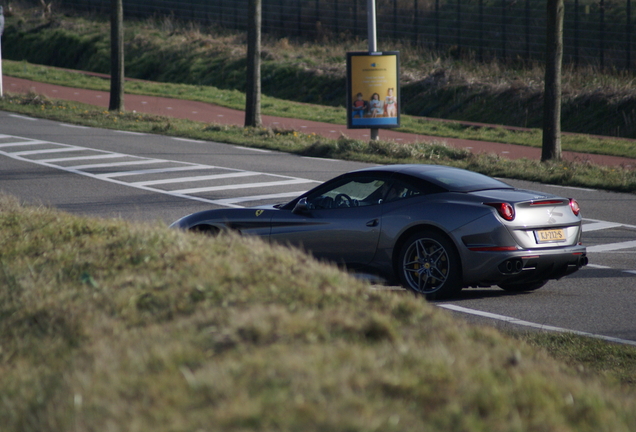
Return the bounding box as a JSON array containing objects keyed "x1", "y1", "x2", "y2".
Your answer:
[{"x1": 499, "y1": 258, "x2": 523, "y2": 274}]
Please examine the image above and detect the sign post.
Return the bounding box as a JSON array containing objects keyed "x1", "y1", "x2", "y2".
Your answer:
[
  {"x1": 346, "y1": 0, "x2": 400, "y2": 139},
  {"x1": 367, "y1": 0, "x2": 378, "y2": 140}
]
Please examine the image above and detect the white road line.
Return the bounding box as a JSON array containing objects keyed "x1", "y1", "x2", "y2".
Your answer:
[
  {"x1": 587, "y1": 240, "x2": 636, "y2": 253},
  {"x1": 212, "y1": 191, "x2": 305, "y2": 205},
  {"x1": 170, "y1": 179, "x2": 315, "y2": 195},
  {"x1": 172, "y1": 137, "x2": 206, "y2": 143},
  {"x1": 301, "y1": 156, "x2": 342, "y2": 162},
  {"x1": 98, "y1": 165, "x2": 213, "y2": 178},
  {"x1": 8, "y1": 114, "x2": 38, "y2": 121},
  {"x1": 585, "y1": 263, "x2": 636, "y2": 276},
  {"x1": 0, "y1": 140, "x2": 49, "y2": 148},
  {"x1": 582, "y1": 221, "x2": 624, "y2": 232},
  {"x1": 587, "y1": 263, "x2": 612, "y2": 269},
  {"x1": 129, "y1": 171, "x2": 260, "y2": 187},
  {"x1": 11, "y1": 146, "x2": 84, "y2": 156},
  {"x1": 233, "y1": 146, "x2": 271, "y2": 153},
  {"x1": 39, "y1": 153, "x2": 127, "y2": 163},
  {"x1": 66, "y1": 159, "x2": 165, "y2": 170},
  {"x1": 114, "y1": 130, "x2": 146, "y2": 136},
  {"x1": 583, "y1": 217, "x2": 636, "y2": 230},
  {"x1": 59, "y1": 123, "x2": 90, "y2": 129},
  {"x1": 439, "y1": 304, "x2": 636, "y2": 347},
  {"x1": 545, "y1": 184, "x2": 597, "y2": 192}
]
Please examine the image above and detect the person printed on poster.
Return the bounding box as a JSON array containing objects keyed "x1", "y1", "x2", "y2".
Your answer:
[
  {"x1": 384, "y1": 88, "x2": 397, "y2": 117},
  {"x1": 352, "y1": 92, "x2": 368, "y2": 118},
  {"x1": 369, "y1": 93, "x2": 383, "y2": 118}
]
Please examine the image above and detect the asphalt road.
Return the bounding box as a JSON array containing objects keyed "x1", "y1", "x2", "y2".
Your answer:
[{"x1": 2, "y1": 111, "x2": 635, "y2": 345}]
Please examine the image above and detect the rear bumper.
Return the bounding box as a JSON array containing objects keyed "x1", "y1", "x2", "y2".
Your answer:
[{"x1": 462, "y1": 245, "x2": 587, "y2": 287}]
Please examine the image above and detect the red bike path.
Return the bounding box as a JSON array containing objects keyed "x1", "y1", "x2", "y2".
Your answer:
[{"x1": 4, "y1": 75, "x2": 635, "y2": 169}]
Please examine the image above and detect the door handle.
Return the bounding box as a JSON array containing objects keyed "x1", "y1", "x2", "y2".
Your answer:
[{"x1": 366, "y1": 219, "x2": 379, "y2": 227}]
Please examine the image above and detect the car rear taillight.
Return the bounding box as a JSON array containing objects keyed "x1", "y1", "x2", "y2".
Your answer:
[
  {"x1": 569, "y1": 198, "x2": 581, "y2": 216},
  {"x1": 485, "y1": 202, "x2": 515, "y2": 221}
]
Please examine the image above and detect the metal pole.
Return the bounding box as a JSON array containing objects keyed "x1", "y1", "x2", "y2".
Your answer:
[
  {"x1": 628, "y1": 0, "x2": 632, "y2": 70},
  {"x1": 600, "y1": 0, "x2": 605, "y2": 69},
  {"x1": 574, "y1": 0, "x2": 579, "y2": 68},
  {"x1": 478, "y1": 0, "x2": 483, "y2": 62},
  {"x1": 0, "y1": 6, "x2": 4, "y2": 98},
  {"x1": 367, "y1": 0, "x2": 379, "y2": 140},
  {"x1": 367, "y1": 0, "x2": 377, "y2": 51},
  {"x1": 501, "y1": 0, "x2": 507, "y2": 60},
  {"x1": 0, "y1": 41, "x2": 3, "y2": 98}
]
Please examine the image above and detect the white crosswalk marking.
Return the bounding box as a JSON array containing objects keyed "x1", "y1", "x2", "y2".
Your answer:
[
  {"x1": 587, "y1": 240, "x2": 636, "y2": 253},
  {"x1": 170, "y1": 179, "x2": 315, "y2": 195},
  {"x1": 582, "y1": 221, "x2": 623, "y2": 232},
  {"x1": 0, "y1": 134, "x2": 317, "y2": 208},
  {"x1": 98, "y1": 165, "x2": 212, "y2": 178},
  {"x1": 0, "y1": 140, "x2": 49, "y2": 148},
  {"x1": 129, "y1": 171, "x2": 260, "y2": 187},
  {"x1": 39, "y1": 154, "x2": 127, "y2": 163},
  {"x1": 11, "y1": 146, "x2": 84, "y2": 156},
  {"x1": 583, "y1": 218, "x2": 636, "y2": 230},
  {"x1": 213, "y1": 191, "x2": 306, "y2": 206},
  {"x1": 66, "y1": 159, "x2": 165, "y2": 170}
]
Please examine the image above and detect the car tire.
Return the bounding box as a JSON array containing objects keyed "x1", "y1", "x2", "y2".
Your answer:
[
  {"x1": 398, "y1": 230, "x2": 463, "y2": 300},
  {"x1": 498, "y1": 280, "x2": 547, "y2": 292}
]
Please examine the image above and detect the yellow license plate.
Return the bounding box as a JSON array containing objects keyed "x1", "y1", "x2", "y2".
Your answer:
[{"x1": 536, "y1": 228, "x2": 566, "y2": 243}]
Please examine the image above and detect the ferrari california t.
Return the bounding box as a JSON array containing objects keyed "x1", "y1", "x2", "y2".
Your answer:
[{"x1": 171, "y1": 164, "x2": 587, "y2": 299}]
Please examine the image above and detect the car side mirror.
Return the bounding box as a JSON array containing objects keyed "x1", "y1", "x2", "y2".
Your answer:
[{"x1": 292, "y1": 197, "x2": 310, "y2": 214}]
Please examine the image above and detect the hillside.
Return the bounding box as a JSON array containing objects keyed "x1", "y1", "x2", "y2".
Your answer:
[{"x1": 1, "y1": 193, "x2": 636, "y2": 431}]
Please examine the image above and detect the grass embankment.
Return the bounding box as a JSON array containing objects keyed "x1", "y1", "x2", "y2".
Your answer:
[
  {"x1": 1, "y1": 82, "x2": 635, "y2": 194},
  {"x1": 4, "y1": 6, "x2": 636, "y2": 141},
  {"x1": 1, "y1": 193, "x2": 636, "y2": 432}
]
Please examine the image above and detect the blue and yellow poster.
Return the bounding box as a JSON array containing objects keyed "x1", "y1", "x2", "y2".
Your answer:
[{"x1": 347, "y1": 52, "x2": 400, "y2": 129}]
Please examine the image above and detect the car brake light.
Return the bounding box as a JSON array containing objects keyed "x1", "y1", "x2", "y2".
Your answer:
[
  {"x1": 485, "y1": 202, "x2": 515, "y2": 221},
  {"x1": 569, "y1": 199, "x2": 581, "y2": 216},
  {"x1": 530, "y1": 200, "x2": 564, "y2": 206}
]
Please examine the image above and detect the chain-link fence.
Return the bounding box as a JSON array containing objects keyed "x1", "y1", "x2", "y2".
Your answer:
[{"x1": 49, "y1": 0, "x2": 635, "y2": 70}]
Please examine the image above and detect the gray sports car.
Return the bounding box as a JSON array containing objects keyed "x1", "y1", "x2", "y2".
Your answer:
[{"x1": 171, "y1": 164, "x2": 587, "y2": 299}]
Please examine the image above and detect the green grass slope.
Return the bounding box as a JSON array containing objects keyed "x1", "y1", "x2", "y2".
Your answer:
[{"x1": 2, "y1": 194, "x2": 636, "y2": 432}]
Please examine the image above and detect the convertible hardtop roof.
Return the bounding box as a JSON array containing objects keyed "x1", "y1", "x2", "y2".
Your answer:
[{"x1": 354, "y1": 164, "x2": 514, "y2": 192}]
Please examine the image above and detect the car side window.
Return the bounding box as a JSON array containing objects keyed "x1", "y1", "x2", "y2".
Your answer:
[
  {"x1": 306, "y1": 176, "x2": 390, "y2": 209},
  {"x1": 382, "y1": 179, "x2": 423, "y2": 203}
]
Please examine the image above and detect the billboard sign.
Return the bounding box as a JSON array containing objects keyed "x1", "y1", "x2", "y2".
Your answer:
[{"x1": 346, "y1": 51, "x2": 400, "y2": 129}]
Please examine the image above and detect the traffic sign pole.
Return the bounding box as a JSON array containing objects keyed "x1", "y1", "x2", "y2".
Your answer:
[
  {"x1": 367, "y1": 0, "x2": 379, "y2": 140},
  {"x1": 0, "y1": 6, "x2": 5, "y2": 97}
]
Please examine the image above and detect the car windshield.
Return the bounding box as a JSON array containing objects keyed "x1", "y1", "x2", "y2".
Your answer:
[{"x1": 426, "y1": 169, "x2": 513, "y2": 192}]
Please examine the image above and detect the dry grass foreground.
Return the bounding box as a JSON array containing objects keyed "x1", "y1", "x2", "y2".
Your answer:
[{"x1": 1, "y1": 193, "x2": 635, "y2": 432}]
